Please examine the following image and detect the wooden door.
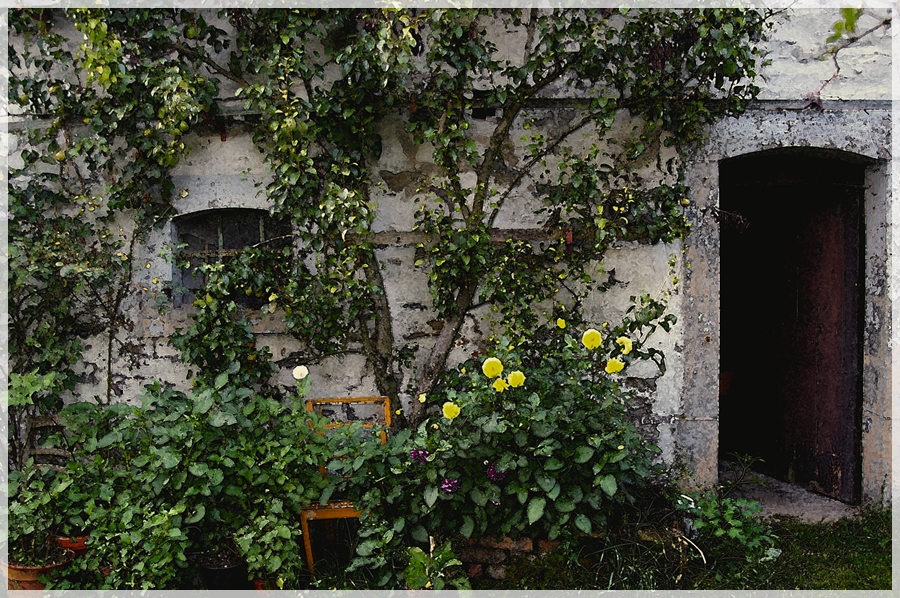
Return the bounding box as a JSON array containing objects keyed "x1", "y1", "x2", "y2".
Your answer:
[{"x1": 719, "y1": 153, "x2": 863, "y2": 503}]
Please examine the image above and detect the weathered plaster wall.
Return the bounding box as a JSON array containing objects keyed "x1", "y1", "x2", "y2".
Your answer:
[
  {"x1": 759, "y1": 8, "x2": 892, "y2": 102},
  {"x1": 41, "y1": 8, "x2": 890, "y2": 503}
]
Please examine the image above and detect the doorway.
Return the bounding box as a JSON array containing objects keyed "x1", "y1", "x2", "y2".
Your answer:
[{"x1": 718, "y1": 151, "x2": 865, "y2": 504}]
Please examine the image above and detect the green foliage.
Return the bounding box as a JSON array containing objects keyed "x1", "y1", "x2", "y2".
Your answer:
[
  {"x1": 53, "y1": 377, "x2": 333, "y2": 589},
  {"x1": 9, "y1": 7, "x2": 774, "y2": 429},
  {"x1": 403, "y1": 541, "x2": 471, "y2": 590},
  {"x1": 334, "y1": 300, "x2": 675, "y2": 586},
  {"x1": 827, "y1": 8, "x2": 864, "y2": 43},
  {"x1": 169, "y1": 248, "x2": 289, "y2": 389},
  {"x1": 9, "y1": 9, "x2": 777, "y2": 587},
  {"x1": 675, "y1": 491, "x2": 777, "y2": 559},
  {"x1": 5, "y1": 462, "x2": 72, "y2": 567}
]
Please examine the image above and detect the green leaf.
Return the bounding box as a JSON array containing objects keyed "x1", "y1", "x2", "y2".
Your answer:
[
  {"x1": 460, "y1": 515, "x2": 474, "y2": 539},
  {"x1": 536, "y1": 473, "x2": 556, "y2": 493},
  {"x1": 599, "y1": 474, "x2": 617, "y2": 497},
  {"x1": 158, "y1": 448, "x2": 180, "y2": 469},
  {"x1": 411, "y1": 525, "x2": 429, "y2": 543},
  {"x1": 470, "y1": 486, "x2": 487, "y2": 507},
  {"x1": 574, "y1": 446, "x2": 594, "y2": 463},
  {"x1": 267, "y1": 555, "x2": 282, "y2": 572},
  {"x1": 193, "y1": 391, "x2": 214, "y2": 415},
  {"x1": 424, "y1": 485, "x2": 438, "y2": 508},
  {"x1": 574, "y1": 513, "x2": 592, "y2": 535},
  {"x1": 185, "y1": 504, "x2": 206, "y2": 524},
  {"x1": 188, "y1": 463, "x2": 209, "y2": 477},
  {"x1": 357, "y1": 539, "x2": 380, "y2": 556},
  {"x1": 545, "y1": 457, "x2": 564, "y2": 471},
  {"x1": 214, "y1": 371, "x2": 228, "y2": 389},
  {"x1": 527, "y1": 496, "x2": 546, "y2": 524},
  {"x1": 517, "y1": 488, "x2": 528, "y2": 505},
  {"x1": 555, "y1": 497, "x2": 576, "y2": 512}
]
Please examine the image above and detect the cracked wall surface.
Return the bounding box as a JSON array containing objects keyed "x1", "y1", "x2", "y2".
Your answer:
[{"x1": 12, "y1": 8, "x2": 890, "y2": 504}]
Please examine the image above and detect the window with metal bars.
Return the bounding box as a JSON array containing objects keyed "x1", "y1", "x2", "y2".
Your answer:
[{"x1": 173, "y1": 208, "x2": 292, "y2": 306}]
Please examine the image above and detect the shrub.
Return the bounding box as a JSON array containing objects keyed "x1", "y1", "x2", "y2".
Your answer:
[{"x1": 344, "y1": 299, "x2": 675, "y2": 586}]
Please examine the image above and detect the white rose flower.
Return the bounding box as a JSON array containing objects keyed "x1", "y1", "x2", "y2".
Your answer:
[{"x1": 292, "y1": 365, "x2": 309, "y2": 380}]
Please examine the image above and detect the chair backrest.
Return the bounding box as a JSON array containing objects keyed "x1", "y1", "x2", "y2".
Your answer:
[{"x1": 305, "y1": 396, "x2": 392, "y2": 444}]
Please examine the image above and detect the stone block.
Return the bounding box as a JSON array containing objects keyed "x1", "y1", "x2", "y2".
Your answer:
[
  {"x1": 537, "y1": 539, "x2": 560, "y2": 554},
  {"x1": 458, "y1": 547, "x2": 506, "y2": 565}
]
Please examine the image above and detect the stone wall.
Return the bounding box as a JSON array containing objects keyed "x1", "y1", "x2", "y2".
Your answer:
[{"x1": 14, "y1": 8, "x2": 890, "y2": 504}]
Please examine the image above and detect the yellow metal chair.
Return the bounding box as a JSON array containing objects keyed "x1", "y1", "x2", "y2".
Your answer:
[{"x1": 300, "y1": 396, "x2": 391, "y2": 576}]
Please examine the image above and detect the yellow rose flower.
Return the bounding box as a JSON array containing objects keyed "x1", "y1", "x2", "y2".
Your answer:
[
  {"x1": 482, "y1": 357, "x2": 503, "y2": 379},
  {"x1": 492, "y1": 378, "x2": 510, "y2": 393},
  {"x1": 605, "y1": 358, "x2": 625, "y2": 374},
  {"x1": 557, "y1": 318, "x2": 566, "y2": 329},
  {"x1": 442, "y1": 402, "x2": 461, "y2": 420},
  {"x1": 418, "y1": 393, "x2": 427, "y2": 403},
  {"x1": 616, "y1": 336, "x2": 633, "y2": 355},
  {"x1": 581, "y1": 328, "x2": 602, "y2": 350},
  {"x1": 507, "y1": 370, "x2": 526, "y2": 388}
]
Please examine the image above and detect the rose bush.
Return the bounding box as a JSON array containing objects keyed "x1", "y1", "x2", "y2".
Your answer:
[{"x1": 340, "y1": 295, "x2": 678, "y2": 586}]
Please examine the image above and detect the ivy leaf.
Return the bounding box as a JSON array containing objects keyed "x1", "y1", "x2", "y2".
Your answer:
[
  {"x1": 158, "y1": 448, "x2": 180, "y2": 469},
  {"x1": 185, "y1": 504, "x2": 206, "y2": 524},
  {"x1": 357, "y1": 539, "x2": 380, "y2": 556},
  {"x1": 267, "y1": 555, "x2": 282, "y2": 572},
  {"x1": 214, "y1": 371, "x2": 228, "y2": 389},
  {"x1": 188, "y1": 463, "x2": 209, "y2": 477}
]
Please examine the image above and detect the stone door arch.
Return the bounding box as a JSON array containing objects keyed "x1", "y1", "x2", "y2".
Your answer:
[{"x1": 676, "y1": 108, "x2": 891, "y2": 506}]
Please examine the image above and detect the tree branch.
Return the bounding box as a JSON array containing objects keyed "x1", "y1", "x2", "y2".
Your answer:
[{"x1": 171, "y1": 42, "x2": 251, "y2": 88}]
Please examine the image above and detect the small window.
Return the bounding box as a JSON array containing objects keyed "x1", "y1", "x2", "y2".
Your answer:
[{"x1": 173, "y1": 208, "x2": 292, "y2": 306}]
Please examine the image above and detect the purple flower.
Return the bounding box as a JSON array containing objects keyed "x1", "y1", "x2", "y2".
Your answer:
[
  {"x1": 486, "y1": 463, "x2": 506, "y2": 481},
  {"x1": 410, "y1": 449, "x2": 429, "y2": 464},
  {"x1": 441, "y1": 478, "x2": 460, "y2": 493}
]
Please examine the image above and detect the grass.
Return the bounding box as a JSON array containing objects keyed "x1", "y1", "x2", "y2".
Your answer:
[
  {"x1": 742, "y1": 508, "x2": 892, "y2": 590},
  {"x1": 472, "y1": 505, "x2": 892, "y2": 590}
]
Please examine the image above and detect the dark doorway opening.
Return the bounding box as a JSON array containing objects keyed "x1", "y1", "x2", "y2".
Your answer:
[{"x1": 718, "y1": 151, "x2": 865, "y2": 504}]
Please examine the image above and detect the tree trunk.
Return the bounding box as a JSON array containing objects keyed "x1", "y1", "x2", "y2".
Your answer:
[{"x1": 408, "y1": 281, "x2": 478, "y2": 427}]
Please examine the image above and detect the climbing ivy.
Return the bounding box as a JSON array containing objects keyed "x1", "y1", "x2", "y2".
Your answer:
[{"x1": 8, "y1": 8, "x2": 774, "y2": 434}]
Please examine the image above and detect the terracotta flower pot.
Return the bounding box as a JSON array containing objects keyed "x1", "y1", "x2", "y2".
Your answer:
[
  {"x1": 3, "y1": 552, "x2": 74, "y2": 590},
  {"x1": 54, "y1": 535, "x2": 89, "y2": 557}
]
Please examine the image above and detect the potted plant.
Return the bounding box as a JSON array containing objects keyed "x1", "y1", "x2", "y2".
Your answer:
[
  {"x1": 195, "y1": 532, "x2": 253, "y2": 590},
  {"x1": 46, "y1": 465, "x2": 95, "y2": 557},
  {"x1": 51, "y1": 366, "x2": 329, "y2": 589},
  {"x1": 3, "y1": 462, "x2": 75, "y2": 589}
]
